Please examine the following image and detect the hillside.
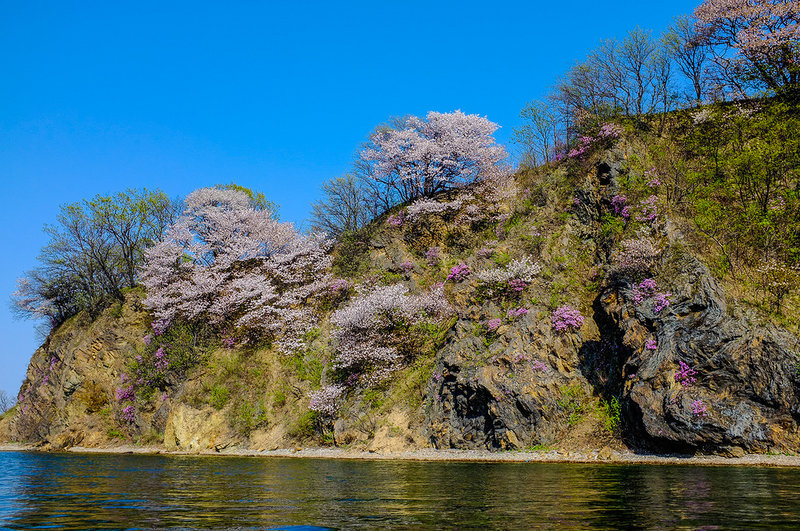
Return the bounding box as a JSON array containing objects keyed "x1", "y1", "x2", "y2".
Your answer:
[{"x1": 3, "y1": 105, "x2": 800, "y2": 456}]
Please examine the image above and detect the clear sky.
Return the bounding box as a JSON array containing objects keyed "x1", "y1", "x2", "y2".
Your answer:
[{"x1": 0, "y1": 0, "x2": 700, "y2": 396}]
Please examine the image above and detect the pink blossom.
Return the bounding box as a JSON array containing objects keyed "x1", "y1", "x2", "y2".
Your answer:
[
  {"x1": 360, "y1": 111, "x2": 508, "y2": 201},
  {"x1": 675, "y1": 361, "x2": 697, "y2": 387},
  {"x1": 691, "y1": 399, "x2": 707, "y2": 417},
  {"x1": 507, "y1": 307, "x2": 529, "y2": 319},
  {"x1": 447, "y1": 263, "x2": 471, "y2": 282},
  {"x1": 552, "y1": 305, "x2": 584, "y2": 332}
]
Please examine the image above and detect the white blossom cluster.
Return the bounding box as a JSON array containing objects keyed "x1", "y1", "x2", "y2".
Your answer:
[
  {"x1": 475, "y1": 256, "x2": 542, "y2": 285},
  {"x1": 329, "y1": 283, "x2": 452, "y2": 374},
  {"x1": 140, "y1": 187, "x2": 332, "y2": 353},
  {"x1": 308, "y1": 384, "x2": 346, "y2": 416},
  {"x1": 360, "y1": 111, "x2": 508, "y2": 200},
  {"x1": 611, "y1": 236, "x2": 661, "y2": 275},
  {"x1": 406, "y1": 197, "x2": 465, "y2": 221}
]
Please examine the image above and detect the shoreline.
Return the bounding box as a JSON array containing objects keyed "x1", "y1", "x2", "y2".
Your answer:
[{"x1": 2, "y1": 443, "x2": 800, "y2": 467}]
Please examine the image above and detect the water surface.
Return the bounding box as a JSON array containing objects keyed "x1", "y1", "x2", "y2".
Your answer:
[{"x1": 1, "y1": 451, "x2": 800, "y2": 529}]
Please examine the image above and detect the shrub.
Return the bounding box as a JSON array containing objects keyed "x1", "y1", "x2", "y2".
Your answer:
[
  {"x1": 209, "y1": 385, "x2": 230, "y2": 410},
  {"x1": 476, "y1": 255, "x2": 541, "y2": 295},
  {"x1": 308, "y1": 384, "x2": 346, "y2": 416},
  {"x1": 675, "y1": 361, "x2": 697, "y2": 388},
  {"x1": 447, "y1": 263, "x2": 471, "y2": 282},
  {"x1": 612, "y1": 237, "x2": 661, "y2": 276},
  {"x1": 552, "y1": 305, "x2": 584, "y2": 332},
  {"x1": 328, "y1": 283, "x2": 453, "y2": 382}
]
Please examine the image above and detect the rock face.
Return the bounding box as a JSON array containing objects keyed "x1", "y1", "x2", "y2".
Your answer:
[
  {"x1": 601, "y1": 245, "x2": 800, "y2": 453},
  {"x1": 2, "y1": 297, "x2": 148, "y2": 448},
  {"x1": 425, "y1": 316, "x2": 595, "y2": 449}
]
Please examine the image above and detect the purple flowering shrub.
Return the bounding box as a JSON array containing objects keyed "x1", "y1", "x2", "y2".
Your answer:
[
  {"x1": 476, "y1": 246, "x2": 495, "y2": 259},
  {"x1": 447, "y1": 263, "x2": 471, "y2": 282},
  {"x1": 567, "y1": 123, "x2": 623, "y2": 160},
  {"x1": 121, "y1": 404, "x2": 136, "y2": 423},
  {"x1": 425, "y1": 246, "x2": 441, "y2": 266},
  {"x1": 645, "y1": 168, "x2": 661, "y2": 187},
  {"x1": 567, "y1": 136, "x2": 595, "y2": 159},
  {"x1": 530, "y1": 360, "x2": 549, "y2": 372},
  {"x1": 507, "y1": 307, "x2": 529, "y2": 319},
  {"x1": 114, "y1": 373, "x2": 137, "y2": 425},
  {"x1": 675, "y1": 361, "x2": 697, "y2": 388},
  {"x1": 123, "y1": 320, "x2": 215, "y2": 406},
  {"x1": 495, "y1": 212, "x2": 511, "y2": 239},
  {"x1": 486, "y1": 318, "x2": 502, "y2": 332},
  {"x1": 652, "y1": 292, "x2": 671, "y2": 312},
  {"x1": 386, "y1": 211, "x2": 405, "y2": 227},
  {"x1": 611, "y1": 195, "x2": 631, "y2": 219},
  {"x1": 552, "y1": 305, "x2": 584, "y2": 332},
  {"x1": 630, "y1": 278, "x2": 671, "y2": 313},
  {"x1": 632, "y1": 278, "x2": 658, "y2": 304},
  {"x1": 691, "y1": 399, "x2": 707, "y2": 418},
  {"x1": 318, "y1": 278, "x2": 353, "y2": 310},
  {"x1": 635, "y1": 195, "x2": 660, "y2": 224}
]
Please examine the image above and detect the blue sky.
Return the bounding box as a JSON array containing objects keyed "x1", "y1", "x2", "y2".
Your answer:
[{"x1": 0, "y1": 0, "x2": 699, "y2": 396}]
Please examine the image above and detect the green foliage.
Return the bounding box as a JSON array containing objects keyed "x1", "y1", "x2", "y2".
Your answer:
[
  {"x1": 600, "y1": 213, "x2": 626, "y2": 242},
  {"x1": 138, "y1": 429, "x2": 164, "y2": 445},
  {"x1": 79, "y1": 382, "x2": 109, "y2": 413},
  {"x1": 395, "y1": 352, "x2": 437, "y2": 409},
  {"x1": 232, "y1": 400, "x2": 269, "y2": 435},
  {"x1": 109, "y1": 301, "x2": 123, "y2": 319},
  {"x1": 380, "y1": 270, "x2": 405, "y2": 284},
  {"x1": 272, "y1": 384, "x2": 288, "y2": 407},
  {"x1": 362, "y1": 388, "x2": 386, "y2": 409},
  {"x1": 209, "y1": 384, "x2": 230, "y2": 410},
  {"x1": 558, "y1": 384, "x2": 588, "y2": 426},
  {"x1": 215, "y1": 351, "x2": 242, "y2": 378},
  {"x1": 397, "y1": 316, "x2": 457, "y2": 360},
  {"x1": 285, "y1": 348, "x2": 324, "y2": 387},
  {"x1": 596, "y1": 397, "x2": 622, "y2": 433},
  {"x1": 493, "y1": 250, "x2": 512, "y2": 267},
  {"x1": 107, "y1": 427, "x2": 126, "y2": 440},
  {"x1": 332, "y1": 228, "x2": 372, "y2": 278},
  {"x1": 215, "y1": 183, "x2": 279, "y2": 217},
  {"x1": 290, "y1": 411, "x2": 320, "y2": 439}
]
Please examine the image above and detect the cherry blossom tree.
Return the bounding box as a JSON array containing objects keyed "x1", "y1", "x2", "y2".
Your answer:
[
  {"x1": 694, "y1": 0, "x2": 800, "y2": 94},
  {"x1": 329, "y1": 283, "x2": 452, "y2": 382},
  {"x1": 359, "y1": 110, "x2": 508, "y2": 202},
  {"x1": 140, "y1": 187, "x2": 332, "y2": 353}
]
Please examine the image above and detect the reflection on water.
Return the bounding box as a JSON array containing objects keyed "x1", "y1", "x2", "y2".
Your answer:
[{"x1": 1, "y1": 451, "x2": 800, "y2": 529}]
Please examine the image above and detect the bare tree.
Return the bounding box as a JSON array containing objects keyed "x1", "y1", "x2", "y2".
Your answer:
[
  {"x1": 666, "y1": 15, "x2": 710, "y2": 104},
  {"x1": 310, "y1": 174, "x2": 380, "y2": 238},
  {"x1": 12, "y1": 188, "x2": 180, "y2": 328},
  {"x1": 0, "y1": 390, "x2": 15, "y2": 414},
  {"x1": 514, "y1": 100, "x2": 559, "y2": 166}
]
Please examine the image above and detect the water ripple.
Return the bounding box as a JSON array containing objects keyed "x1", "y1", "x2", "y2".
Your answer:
[{"x1": 1, "y1": 451, "x2": 800, "y2": 529}]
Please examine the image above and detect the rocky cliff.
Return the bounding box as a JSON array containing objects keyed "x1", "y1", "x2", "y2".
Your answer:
[{"x1": 3, "y1": 146, "x2": 799, "y2": 456}]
